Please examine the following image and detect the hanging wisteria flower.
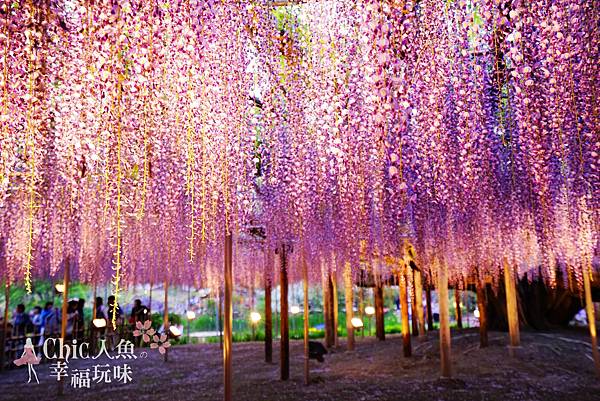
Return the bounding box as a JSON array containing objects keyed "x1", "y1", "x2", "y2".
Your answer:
[
  {"x1": 0, "y1": 0, "x2": 596, "y2": 305},
  {"x1": 133, "y1": 320, "x2": 155, "y2": 343},
  {"x1": 150, "y1": 334, "x2": 171, "y2": 355}
]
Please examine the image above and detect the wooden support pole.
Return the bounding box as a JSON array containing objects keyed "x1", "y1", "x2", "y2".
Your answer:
[
  {"x1": 1, "y1": 281, "x2": 10, "y2": 372},
  {"x1": 332, "y1": 272, "x2": 339, "y2": 348},
  {"x1": 426, "y1": 286, "x2": 434, "y2": 330},
  {"x1": 476, "y1": 282, "x2": 488, "y2": 348},
  {"x1": 411, "y1": 282, "x2": 419, "y2": 336},
  {"x1": 374, "y1": 282, "x2": 385, "y2": 341},
  {"x1": 223, "y1": 233, "x2": 233, "y2": 401},
  {"x1": 187, "y1": 285, "x2": 192, "y2": 344},
  {"x1": 60, "y1": 261, "x2": 70, "y2": 340},
  {"x1": 328, "y1": 274, "x2": 335, "y2": 345},
  {"x1": 91, "y1": 284, "x2": 97, "y2": 350},
  {"x1": 414, "y1": 269, "x2": 426, "y2": 338},
  {"x1": 399, "y1": 265, "x2": 411, "y2": 357},
  {"x1": 321, "y1": 270, "x2": 329, "y2": 346},
  {"x1": 302, "y1": 255, "x2": 310, "y2": 385},
  {"x1": 503, "y1": 258, "x2": 520, "y2": 356},
  {"x1": 148, "y1": 282, "x2": 153, "y2": 314},
  {"x1": 343, "y1": 262, "x2": 354, "y2": 351},
  {"x1": 217, "y1": 291, "x2": 223, "y2": 349},
  {"x1": 583, "y1": 265, "x2": 600, "y2": 378},
  {"x1": 408, "y1": 266, "x2": 417, "y2": 336},
  {"x1": 163, "y1": 280, "x2": 169, "y2": 362},
  {"x1": 359, "y1": 287, "x2": 365, "y2": 337},
  {"x1": 274, "y1": 283, "x2": 279, "y2": 342},
  {"x1": 58, "y1": 258, "x2": 70, "y2": 396},
  {"x1": 164, "y1": 241, "x2": 172, "y2": 361},
  {"x1": 323, "y1": 271, "x2": 334, "y2": 347},
  {"x1": 438, "y1": 260, "x2": 452, "y2": 378},
  {"x1": 454, "y1": 288, "x2": 463, "y2": 329},
  {"x1": 279, "y1": 245, "x2": 289, "y2": 381},
  {"x1": 264, "y1": 269, "x2": 273, "y2": 363}
]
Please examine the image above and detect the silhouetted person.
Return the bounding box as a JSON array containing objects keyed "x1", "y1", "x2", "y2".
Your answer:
[
  {"x1": 130, "y1": 299, "x2": 148, "y2": 324},
  {"x1": 12, "y1": 304, "x2": 31, "y2": 355},
  {"x1": 76, "y1": 299, "x2": 85, "y2": 340},
  {"x1": 65, "y1": 300, "x2": 79, "y2": 339},
  {"x1": 95, "y1": 297, "x2": 107, "y2": 320},
  {"x1": 39, "y1": 302, "x2": 59, "y2": 345},
  {"x1": 30, "y1": 306, "x2": 42, "y2": 334},
  {"x1": 12, "y1": 304, "x2": 30, "y2": 337}
]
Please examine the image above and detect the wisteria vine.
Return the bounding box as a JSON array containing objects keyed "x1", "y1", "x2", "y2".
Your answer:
[{"x1": 0, "y1": 0, "x2": 597, "y2": 297}]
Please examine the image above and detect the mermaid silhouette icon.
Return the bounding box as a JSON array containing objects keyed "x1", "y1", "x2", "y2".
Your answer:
[{"x1": 14, "y1": 338, "x2": 40, "y2": 384}]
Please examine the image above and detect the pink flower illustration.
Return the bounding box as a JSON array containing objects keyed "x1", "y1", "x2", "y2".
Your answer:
[
  {"x1": 133, "y1": 320, "x2": 155, "y2": 343},
  {"x1": 150, "y1": 334, "x2": 171, "y2": 355}
]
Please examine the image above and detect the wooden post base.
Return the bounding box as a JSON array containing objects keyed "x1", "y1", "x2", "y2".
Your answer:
[
  {"x1": 507, "y1": 345, "x2": 522, "y2": 358},
  {"x1": 375, "y1": 283, "x2": 385, "y2": 341}
]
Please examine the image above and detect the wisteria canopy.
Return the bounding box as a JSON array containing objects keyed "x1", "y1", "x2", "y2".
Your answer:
[{"x1": 0, "y1": 0, "x2": 598, "y2": 305}]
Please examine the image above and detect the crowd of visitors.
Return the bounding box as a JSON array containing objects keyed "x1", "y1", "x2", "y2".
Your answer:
[{"x1": 0, "y1": 297, "x2": 150, "y2": 368}]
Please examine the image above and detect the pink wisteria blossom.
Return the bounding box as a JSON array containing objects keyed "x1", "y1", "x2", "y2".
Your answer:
[{"x1": 0, "y1": 0, "x2": 596, "y2": 297}]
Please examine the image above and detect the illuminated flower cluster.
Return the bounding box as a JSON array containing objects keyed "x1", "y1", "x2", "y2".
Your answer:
[{"x1": 0, "y1": 0, "x2": 597, "y2": 296}]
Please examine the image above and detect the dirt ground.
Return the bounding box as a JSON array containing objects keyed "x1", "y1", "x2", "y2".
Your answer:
[{"x1": 0, "y1": 329, "x2": 599, "y2": 401}]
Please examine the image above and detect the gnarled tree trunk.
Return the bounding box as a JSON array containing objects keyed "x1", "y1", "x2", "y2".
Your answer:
[{"x1": 484, "y1": 276, "x2": 590, "y2": 331}]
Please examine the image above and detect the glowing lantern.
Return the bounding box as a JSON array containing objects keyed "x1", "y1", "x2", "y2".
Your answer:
[
  {"x1": 169, "y1": 326, "x2": 182, "y2": 337},
  {"x1": 92, "y1": 318, "x2": 107, "y2": 328},
  {"x1": 250, "y1": 312, "x2": 262, "y2": 324}
]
